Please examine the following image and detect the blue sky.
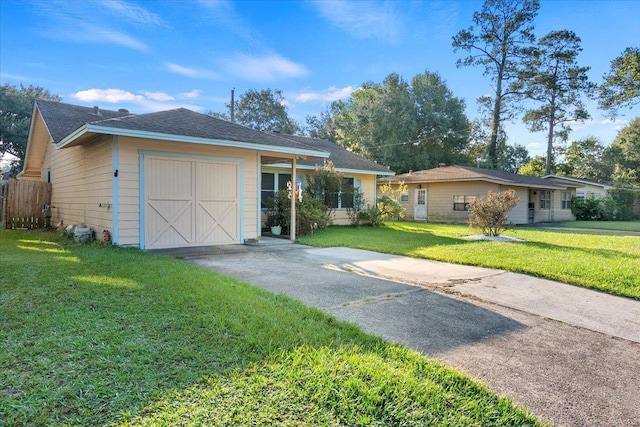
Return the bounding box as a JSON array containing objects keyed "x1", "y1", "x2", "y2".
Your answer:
[{"x1": 1, "y1": 0, "x2": 639, "y2": 158}]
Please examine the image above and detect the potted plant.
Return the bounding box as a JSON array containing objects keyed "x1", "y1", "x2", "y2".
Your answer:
[{"x1": 265, "y1": 191, "x2": 289, "y2": 236}]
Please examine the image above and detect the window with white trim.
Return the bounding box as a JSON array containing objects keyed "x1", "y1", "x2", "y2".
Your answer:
[
  {"x1": 453, "y1": 195, "x2": 475, "y2": 211},
  {"x1": 539, "y1": 190, "x2": 551, "y2": 209},
  {"x1": 561, "y1": 192, "x2": 572, "y2": 209},
  {"x1": 400, "y1": 191, "x2": 409, "y2": 202},
  {"x1": 261, "y1": 172, "x2": 291, "y2": 209},
  {"x1": 325, "y1": 177, "x2": 358, "y2": 209}
]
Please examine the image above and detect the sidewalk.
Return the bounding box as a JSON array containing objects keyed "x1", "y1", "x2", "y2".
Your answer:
[{"x1": 305, "y1": 247, "x2": 640, "y2": 343}]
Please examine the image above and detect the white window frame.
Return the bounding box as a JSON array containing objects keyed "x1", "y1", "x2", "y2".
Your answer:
[
  {"x1": 561, "y1": 192, "x2": 572, "y2": 210},
  {"x1": 453, "y1": 195, "x2": 476, "y2": 211},
  {"x1": 539, "y1": 190, "x2": 551, "y2": 210}
]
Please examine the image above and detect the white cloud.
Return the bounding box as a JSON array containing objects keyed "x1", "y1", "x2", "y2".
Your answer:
[
  {"x1": 222, "y1": 54, "x2": 308, "y2": 82},
  {"x1": 165, "y1": 63, "x2": 220, "y2": 79},
  {"x1": 143, "y1": 91, "x2": 175, "y2": 102},
  {"x1": 33, "y1": 3, "x2": 149, "y2": 51},
  {"x1": 311, "y1": 0, "x2": 402, "y2": 42},
  {"x1": 101, "y1": 0, "x2": 165, "y2": 26},
  {"x1": 70, "y1": 88, "x2": 204, "y2": 113},
  {"x1": 179, "y1": 90, "x2": 203, "y2": 99},
  {"x1": 72, "y1": 89, "x2": 145, "y2": 103},
  {"x1": 295, "y1": 86, "x2": 355, "y2": 103},
  {"x1": 196, "y1": 0, "x2": 254, "y2": 42},
  {"x1": 88, "y1": 25, "x2": 149, "y2": 51}
]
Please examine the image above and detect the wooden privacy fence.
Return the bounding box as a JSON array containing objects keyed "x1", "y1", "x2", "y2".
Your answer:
[{"x1": 1, "y1": 179, "x2": 52, "y2": 229}]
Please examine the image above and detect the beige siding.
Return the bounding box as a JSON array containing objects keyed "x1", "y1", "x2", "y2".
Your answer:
[
  {"x1": 576, "y1": 184, "x2": 608, "y2": 200},
  {"x1": 426, "y1": 182, "x2": 499, "y2": 223},
  {"x1": 382, "y1": 181, "x2": 534, "y2": 225},
  {"x1": 116, "y1": 137, "x2": 259, "y2": 246},
  {"x1": 503, "y1": 186, "x2": 529, "y2": 224},
  {"x1": 42, "y1": 135, "x2": 113, "y2": 232}
]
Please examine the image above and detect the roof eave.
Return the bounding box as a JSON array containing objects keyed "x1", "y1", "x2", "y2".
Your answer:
[
  {"x1": 56, "y1": 125, "x2": 331, "y2": 158},
  {"x1": 378, "y1": 176, "x2": 566, "y2": 189},
  {"x1": 267, "y1": 162, "x2": 393, "y2": 176}
]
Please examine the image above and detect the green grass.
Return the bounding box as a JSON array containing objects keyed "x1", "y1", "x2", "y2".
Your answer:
[
  {"x1": 556, "y1": 220, "x2": 640, "y2": 232},
  {"x1": 297, "y1": 223, "x2": 640, "y2": 300},
  {"x1": 0, "y1": 230, "x2": 542, "y2": 426}
]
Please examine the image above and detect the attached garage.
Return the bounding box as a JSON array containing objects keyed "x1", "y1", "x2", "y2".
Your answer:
[
  {"x1": 23, "y1": 101, "x2": 395, "y2": 251},
  {"x1": 142, "y1": 153, "x2": 241, "y2": 250}
]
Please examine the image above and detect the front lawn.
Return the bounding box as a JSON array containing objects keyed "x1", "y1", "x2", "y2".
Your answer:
[
  {"x1": 0, "y1": 230, "x2": 541, "y2": 426},
  {"x1": 297, "y1": 223, "x2": 640, "y2": 300},
  {"x1": 556, "y1": 220, "x2": 640, "y2": 232}
]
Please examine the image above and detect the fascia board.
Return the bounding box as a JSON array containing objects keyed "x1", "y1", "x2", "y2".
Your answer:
[
  {"x1": 266, "y1": 162, "x2": 394, "y2": 176},
  {"x1": 60, "y1": 125, "x2": 330, "y2": 158}
]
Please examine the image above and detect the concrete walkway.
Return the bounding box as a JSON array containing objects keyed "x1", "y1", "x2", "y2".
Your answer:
[
  {"x1": 180, "y1": 242, "x2": 640, "y2": 426},
  {"x1": 304, "y1": 247, "x2": 640, "y2": 343}
]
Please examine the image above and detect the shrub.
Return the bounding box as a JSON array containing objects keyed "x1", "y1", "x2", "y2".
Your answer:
[
  {"x1": 572, "y1": 192, "x2": 636, "y2": 221},
  {"x1": 297, "y1": 196, "x2": 332, "y2": 235},
  {"x1": 345, "y1": 188, "x2": 365, "y2": 227},
  {"x1": 467, "y1": 189, "x2": 520, "y2": 236},
  {"x1": 572, "y1": 197, "x2": 604, "y2": 220}
]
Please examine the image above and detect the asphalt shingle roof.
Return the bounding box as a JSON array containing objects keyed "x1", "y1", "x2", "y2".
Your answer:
[
  {"x1": 90, "y1": 108, "x2": 324, "y2": 151},
  {"x1": 36, "y1": 100, "x2": 127, "y2": 143},
  {"x1": 35, "y1": 101, "x2": 397, "y2": 174},
  {"x1": 272, "y1": 134, "x2": 393, "y2": 174},
  {"x1": 36, "y1": 100, "x2": 327, "y2": 155},
  {"x1": 379, "y1": 165, "x2": 568, "y2": 189}
]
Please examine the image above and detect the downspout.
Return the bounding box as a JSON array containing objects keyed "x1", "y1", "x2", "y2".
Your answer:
[{"x1": 290, "y1": 157, "x2": 297, "y2": 241}]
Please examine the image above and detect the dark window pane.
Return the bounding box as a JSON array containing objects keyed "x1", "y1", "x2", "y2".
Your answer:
[
  {"x1": 278, "y1": 174, "x2": 292, "y2": 191},
  {"x1": 261, "y1": 173, "x2": 274, "y2": 191}
]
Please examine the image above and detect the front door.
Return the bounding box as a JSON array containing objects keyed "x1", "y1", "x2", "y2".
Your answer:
[{"x1": 414, "y1": 188, "x2": 427, "y2": 220}]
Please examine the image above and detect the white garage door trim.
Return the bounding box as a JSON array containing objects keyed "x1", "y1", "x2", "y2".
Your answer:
[{"x1": 139, "y1": 151, "x2": 244, "y2": 250}]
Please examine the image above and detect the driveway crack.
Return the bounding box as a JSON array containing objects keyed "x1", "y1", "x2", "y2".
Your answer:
[{"x1": 328, "y1": 288, "x2": 423, "y2": 309}]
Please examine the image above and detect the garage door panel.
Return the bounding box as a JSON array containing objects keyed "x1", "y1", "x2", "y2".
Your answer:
[
  {"x1": 146, "y1": 200, "x2": 193, "y2": 246},
  {"x1": 147, "y1": 158, "x2": 193, "y2": 197},
  {"x1": 144, "y1": 156, "x2": 240, "y2": 249},
  {"x1": 196, "y1": 200, "x2": 238, "y2": 243},
  {"x1": 196, "y1": 163, "x2": 238, "y2": 198}
]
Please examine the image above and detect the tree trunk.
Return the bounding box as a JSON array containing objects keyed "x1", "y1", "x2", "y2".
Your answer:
[
  {"x1": 489, "y1": 67, "x2": 505, "y2": 168},
  {"x1": 546, "y1": 99, "x2": 556, "y2": 175}
]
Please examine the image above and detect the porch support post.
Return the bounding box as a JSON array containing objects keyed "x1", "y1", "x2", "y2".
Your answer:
[{"x1": 290, "y1": 157, "x2": 297, "y2": 241}]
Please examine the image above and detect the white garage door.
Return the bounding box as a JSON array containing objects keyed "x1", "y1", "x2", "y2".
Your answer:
[{"x1": 143, "y1": 155, "x2": 240, "y2": 249}]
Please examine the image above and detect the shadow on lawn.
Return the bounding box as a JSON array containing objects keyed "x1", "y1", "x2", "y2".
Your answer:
[{"x1": 2, "y1": 231, "x2": 531, "y2": 426}]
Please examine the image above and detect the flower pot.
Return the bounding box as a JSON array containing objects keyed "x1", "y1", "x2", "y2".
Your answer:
[{"x1": 270, "y1": 225, "x2": 282, "y2": 235}]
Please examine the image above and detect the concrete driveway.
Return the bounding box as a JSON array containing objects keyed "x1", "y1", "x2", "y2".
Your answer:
[{"x1": 179, "y1": 241, "x2": 640, "y2": 427}]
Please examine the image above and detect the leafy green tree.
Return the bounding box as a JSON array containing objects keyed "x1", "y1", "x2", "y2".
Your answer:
[
  {"x1": 452, "y1": 0, "x2": 540, "y2": 167},
  {"x1": 465, "y1": 102, "x2": 529, "y2": 172},
  {"x1": 519, "y1": 155, "x2": 547, "y2": 176},
  {"x1": 211, "y1": 88, "x2": 299, "y2": 134},
  {"x1": 599, "y1": 47, "x2": 640, "y2": 117},
  {"x1": 313, "y1": 71, "x2": 470, "y2": 174},
  {"x1": 556, "y1": 136, "x2": 612, "y2": 181},
  {"x1": 609, "y1": 117, "x2": 640, "y2": 187},
  {"x1": 518, "y1": 30, "x2": 595, "y2": 174},
  {"x1": 0, "y1": 84, "x2": 61, "y2": 172}
]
